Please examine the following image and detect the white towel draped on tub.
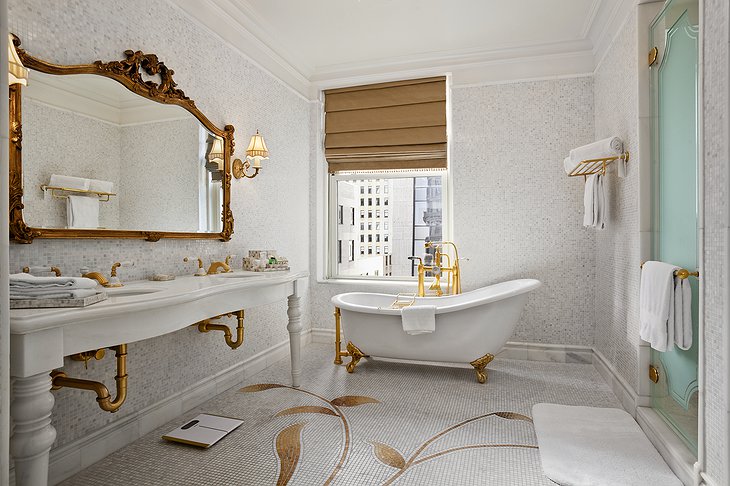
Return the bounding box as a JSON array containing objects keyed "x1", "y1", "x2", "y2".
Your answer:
[
  {"x1": 401, "y1": 305, "x2": 436, "y2": 335},
  {"x1": 67, "y1": 195, "x2": 99, "y2": 228},
  {"x1": 640, "y1": 261, "x2": 693, "y2": 351}
]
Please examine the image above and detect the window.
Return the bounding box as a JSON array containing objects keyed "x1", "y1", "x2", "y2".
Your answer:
[
  {"x1": 384, "y1": 198, "x2": 389, "y2": 206},
  {"x1": 337, "y1": 240, "x2": 343, "y2": 264},
  {"x1": 376, "y1": 197, "x2": 380, "y2": 206},
  {"x1": 360, "y1": 209, "x2": 365, "y2": 218},
  {"x1": 368, "y1": 186, "x2": 372, "y2": 194},
  {"x1": 330, "y1": 172, "x2": 447, "y2": 279},
  {"x1": 349, "y1": 240, "x2": 355, "y2": 262},
  {"x1": 376, "y1": 186, "x2": 380, "y2": 194},
  {"x1": 360, "y1": 198, "x2": 365, "y2": 206},
  {"x1": 337, "y1": 205, "x2": 343, "y2": 224},
  {"x1": 368, "y1": 198, "x2": 372, "y2": 206},
  {"x1": 350, "y1": 207, "x2": 355, "y2": 225},
  {"x1": 384, "y1": 185, "x2": 389, "y2": 194},
  {"x1": 360, "y1": 186, "x2": 365, "y2": 194}
]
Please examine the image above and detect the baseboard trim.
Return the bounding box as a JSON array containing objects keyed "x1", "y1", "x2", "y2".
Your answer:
[
  {"x1": 311, "y1": 327, "x2": 335, "y2": 344},
  {"x1": 700, "y1": 472, "x2": 722, "y2": 486},
  {"x1": 636, "y1": 406, "x2": 697, "y2": 486},
  {"x1": 11, "y1": 330, "x2": 311, "y2": 486},
  {"x1": 591, "y1": 348, "x2": 650, "y2": 415}
]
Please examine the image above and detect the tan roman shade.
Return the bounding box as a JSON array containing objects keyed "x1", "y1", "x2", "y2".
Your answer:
[{"x1": 324, "y1": 76, "x2": 447, "y2": 172}]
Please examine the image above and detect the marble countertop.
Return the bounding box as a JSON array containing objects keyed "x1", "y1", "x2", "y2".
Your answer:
[{"x1": 10, "y1": 270, "x2": 308, "y2": 336}]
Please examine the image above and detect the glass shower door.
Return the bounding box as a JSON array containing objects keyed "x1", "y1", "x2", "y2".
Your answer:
[{"x1": 649, "y1": 0, "x2": 699, "y2": 455}]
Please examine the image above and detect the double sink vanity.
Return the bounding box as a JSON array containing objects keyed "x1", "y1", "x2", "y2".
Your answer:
[
  {"x1": 7, "y1": 34, "x2": 307, "y2": 485},
  {"x1": 10, "y1": 269, "x2": 308, "y2": 485}
]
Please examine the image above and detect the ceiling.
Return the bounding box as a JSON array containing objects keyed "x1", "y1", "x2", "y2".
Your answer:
[{"x1": 171, "y1": 0, "x2": 638, "y2": 98}]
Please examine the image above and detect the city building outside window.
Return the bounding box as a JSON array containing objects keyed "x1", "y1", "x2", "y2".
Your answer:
[
  {"x1": 337, "y1": 205, "x2": 343, "y2": 224},
  {"x1": 330, "y1": 171, "x2": 446, "y2": 279}
]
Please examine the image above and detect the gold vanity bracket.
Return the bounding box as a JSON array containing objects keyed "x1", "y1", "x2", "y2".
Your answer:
[
  {"x1": 196, "y1": 310, "x2": 245, "y2": 349},
  {"x1": 70, "y1": 349, "x2": 106, "y2": 369},
  {"x1": 51, "y1": 344, "x2": 128, "y2": 413}
]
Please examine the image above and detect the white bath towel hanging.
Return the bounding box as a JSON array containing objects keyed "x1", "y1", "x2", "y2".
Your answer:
[
  {"x1": 67, "y1": 195, "x2": 100, "y2": 228},
  {"x1": 674, "y1": 277, "x2": 693, "y2": 350},
  {"x1": 583, "y1": 174, "x2": 606, "y2": 229},
  {"x1": 401, "y1": 305, "x2": 436, "y2": 335},
  {"x1": 640, "y1": 261, "x2": 680, "y2": 352}
]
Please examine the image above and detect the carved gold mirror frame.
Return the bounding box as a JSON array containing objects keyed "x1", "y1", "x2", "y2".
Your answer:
[{"x1": 9, "y1": 34, "x2": 234, "y2": 243}]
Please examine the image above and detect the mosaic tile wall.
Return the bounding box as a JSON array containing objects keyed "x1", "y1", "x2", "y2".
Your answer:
[
  {"x1": 8, "y1": 0, "x2": 311, "y2": 449},
  {"x1": 701, "y1": 0, "x2": 728, "y2": 481},
  {"x1": 592, "y1": 9, "x2": 641, "y2": 393},
  {"x1": 310, "y1": 77, "x2": 598, "y2": 347}
]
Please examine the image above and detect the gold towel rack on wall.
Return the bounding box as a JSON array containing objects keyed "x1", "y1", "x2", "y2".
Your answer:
[
  {"x1": 568, "y1": 152, "x2": 630, "y2": 178},
  {"x1": 40, "y1": 185, "x2": 116, "y2": 202},
  {"x1": 640, "y1": 261, "x2": 700, "y2": 280}
]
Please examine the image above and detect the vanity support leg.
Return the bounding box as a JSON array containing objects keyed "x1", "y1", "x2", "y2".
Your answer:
[
  {"x1": 287, "y1": 290, "x2": 302, "y2": 388},
  {"x1": 10, "y1": 372, "x2": 57, "y2": 486}
]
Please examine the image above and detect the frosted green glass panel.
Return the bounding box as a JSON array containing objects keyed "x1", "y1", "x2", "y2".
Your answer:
[{"x1": 649, "y1": 0, "x2": 699, "y2": 455}]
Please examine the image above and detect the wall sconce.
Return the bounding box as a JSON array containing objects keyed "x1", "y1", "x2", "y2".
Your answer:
[
  {"x1": 8, "y1": 34, "x2": 28, "y2": 86},
  {"x1": 233, "y1": 130, "x2": 269, "y2": 179}
]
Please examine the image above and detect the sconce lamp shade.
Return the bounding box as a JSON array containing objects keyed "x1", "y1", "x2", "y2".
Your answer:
[
  {"x1": 8, "y1": 34, "x2": 28, "y2": 86},
  {"x1": 208, "y1": 137, "x2": 225, "y2": 170},
  {"x1": 245, "y1": 130, "x2": 269, "y2": 169}
]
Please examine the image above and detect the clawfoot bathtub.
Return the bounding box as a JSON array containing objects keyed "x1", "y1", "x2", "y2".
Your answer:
[{"x1": 331, "y1": 279, "x2": 541, "y2": 383}]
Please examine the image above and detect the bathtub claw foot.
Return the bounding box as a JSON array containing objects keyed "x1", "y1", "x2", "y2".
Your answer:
[
  {"x1": 470, "y1": 354, "x2": 494, "y2": 384},
  {"x1": 345, "y1": 342, "x2": 366, "y2": 373}
]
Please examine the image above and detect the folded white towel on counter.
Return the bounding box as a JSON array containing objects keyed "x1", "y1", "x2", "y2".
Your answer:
[
  {"x1": 88, "y1": 179, "x2": 114, "y2": 193},
  {"x1": 674, "y1": 277, "x2": 693, "y2": 350},
  {"x1": 567, "y1": 137, "x2": 626, "y2": 177},
  {"x1": 9, "y1": 273, "x2": 98, "y2": 289},
  {"x1": 49, "y1": 174, "x2": 90, "y2": 191},
  {"x1": 401, "y1": 305, "x2": 436, "y2": 335},
  {"x1": 67, "y1": 195, "x2": 99, "y2": 228},
  {"x1": 10, "y1": 288, "x2": 99, "y2": 300},
  {"x1": 640, "y1": 261, "x2": 680, "y2": 352}
]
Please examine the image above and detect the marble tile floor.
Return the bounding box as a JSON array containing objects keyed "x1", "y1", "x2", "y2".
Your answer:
[{"x1": 61, "y1": 343, "x2": 623, "y2": 486}]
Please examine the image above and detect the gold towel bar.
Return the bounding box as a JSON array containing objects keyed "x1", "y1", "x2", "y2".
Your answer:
[
  {"x1": 640, "y1": 261, "x2": 699, "y2": 279},
  {"x1": 40, "y1": 185, "x2": 116, "y2": 202},
  {"x1": 568, "y1": 151, "x2": 630, "y2": 178}
]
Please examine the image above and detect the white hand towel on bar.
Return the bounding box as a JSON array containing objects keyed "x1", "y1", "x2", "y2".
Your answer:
[
  {"x1": 88, "y1": 179, "x2": 114, "y2": 193},
  {"x1": 583, "y1": 174, "x2": 606, "y2": 229},
  {"x1": 9, "y1": 273, "x2": 98, "y2": 289},
  {"x1": 401, "y1": 305, "x2": 436, "y2": 335},
  {"x1": 640, "y1": 261, "x2": 680, "y2": 352},
  {"x1": 565, "y1": 137, "x2": 625, "y2": 176},
  {"x1": 49, "y1": 174, "x2": 90, "y2": 191},
  {"x1": 67, "y1": 195, "x2": 100, "y2": 228},
  {"x1": 674, "y1": 277, "x2": 693, "y2": 350}
]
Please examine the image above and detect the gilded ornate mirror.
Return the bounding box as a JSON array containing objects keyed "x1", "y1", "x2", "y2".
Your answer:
[{"x1": 9, "y1": 35, "x2": 234, "y2": 243}]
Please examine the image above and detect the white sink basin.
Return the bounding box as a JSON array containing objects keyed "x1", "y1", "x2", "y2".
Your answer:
[
  {"x1": 210, "y1": 272, "x2": 265, "y2": 279},
  {"x1": 105, "y1": 287, "x2": 163, "y2": 297}
]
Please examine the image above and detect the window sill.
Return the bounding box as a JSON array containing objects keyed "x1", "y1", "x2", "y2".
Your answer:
[{"x1": 315, "y1": 276, "x2": 426, "y2": 289}]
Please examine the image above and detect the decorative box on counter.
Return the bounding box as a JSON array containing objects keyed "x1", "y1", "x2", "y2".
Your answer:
[{"x1": 243, "y1": 250, "x2": 290, "y2": 272}]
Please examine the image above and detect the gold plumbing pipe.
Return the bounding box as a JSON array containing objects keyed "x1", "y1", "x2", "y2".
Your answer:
[
  {"x1": 197, "y1": 310, "x2": 245, "y2": 349},
  {"x1": 51, "y1": 344, "x2": 128, "y2": 413}
]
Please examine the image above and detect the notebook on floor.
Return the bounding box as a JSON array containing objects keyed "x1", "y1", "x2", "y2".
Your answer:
[{"x1": 162, "y1": 413, "x2": 243, "y2": 448}]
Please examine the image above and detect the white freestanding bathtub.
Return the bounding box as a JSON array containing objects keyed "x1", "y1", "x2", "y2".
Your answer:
[{"x1": 331, "y1": 279, "x2": 541, "y2": 382}]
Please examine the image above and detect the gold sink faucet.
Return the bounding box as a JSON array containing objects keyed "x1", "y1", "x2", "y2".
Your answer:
[
  {"x1": 82, "y1": 271, "x2": 109, "y2": 287},
  {"x1": 82, "y1": 261, "x2": 131, "y2": 287},
  {"x1": 206, "y1": 260, "x2": 231, "y2": 275}
]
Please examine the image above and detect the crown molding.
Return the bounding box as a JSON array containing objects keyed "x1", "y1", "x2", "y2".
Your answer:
[
  {"x1": 166, "y1": 0, "x2": 312, "y2": 101},
  {"x1": 169, "y1": 0, "x2": 645, "y2": 100}
]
